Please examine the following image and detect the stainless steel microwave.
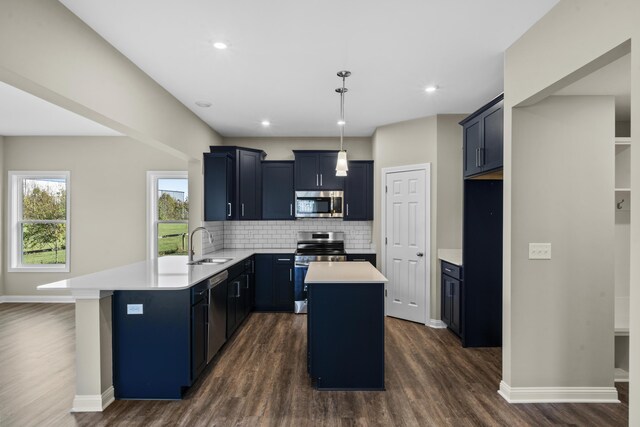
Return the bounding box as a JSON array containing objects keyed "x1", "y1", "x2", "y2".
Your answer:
[{"x1": 295, "y1": 191, "x2": 344, "y2": 218}]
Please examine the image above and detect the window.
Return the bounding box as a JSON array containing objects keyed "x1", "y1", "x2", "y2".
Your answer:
[
  {"x1": 8, "y1": 171, "x2": 70, "y2": 272},
  {"x1": 147, "y1": 172, "x2": 188, "y2": 259}
]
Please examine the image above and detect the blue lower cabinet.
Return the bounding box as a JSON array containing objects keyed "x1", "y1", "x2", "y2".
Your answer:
[
  {"x1": 113, "y1": 289, "x2": 192, "y2": 399},
  {"x1": 307, "y1": 281, "x2": 385, "y2": 390},
  {"x1": 254, "y1": 254, "x2": 294, "y2": 312}
]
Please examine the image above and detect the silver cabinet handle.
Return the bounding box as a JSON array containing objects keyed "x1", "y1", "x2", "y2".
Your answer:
[
  {"x1": 289, "y1": 268, "x2": 292, "y2": 281},
  {"x1": 346, "y1": 204, "x2": 349, "y2": 216},
  {"x1": 277, "y1": 258, "x2": 291, "y2": 262},
  {"x1": 475, "y1": 148, "x2": 480, "y2": 167},
  {"x1": 290, "y1": 203, "x2": 293, "y2": 216},
  {"x1": 227, "y1": 202, "x2": 232, "y2": 217},
  {"x1": 417, "y1": 252, "x2": 424, "y2": 257},
  {"x1": 241, "y1": 203, "x2": 245, "y2": 217},
  {"x1": 479, "y1": 147, "x2": 484, "y2": 166},
  {"x1": 444, "y1": 267, "x2": 453, "y2": 273},
  {"x1": 316, "y1": 174, "x2": 319, "y2": 186},
  {"x1": 236, "y1": 281, "x2": 241, "y2": 298},
  {"x1": 320, "y1": 174, "x2": 323, "y2": 186}
]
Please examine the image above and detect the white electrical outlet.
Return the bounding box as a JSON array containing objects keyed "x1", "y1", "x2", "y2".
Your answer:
[
  {"x1": 529, "y1": 243, "x2": 551, "y2": 260},
  {"x1": 127, "y1": 304, "x2": 143, "y2": 315}
]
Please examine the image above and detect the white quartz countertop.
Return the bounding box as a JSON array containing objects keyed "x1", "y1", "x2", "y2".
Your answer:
[
  {"x1": 38, "y1": 248, "x2": 295, "y2": 293},
  {"x1": 437, "y1": 249, "x2": 462, "y2": 266},
  {"x1": 305, "y1": 261, "x2": 388, "y2": 284}
]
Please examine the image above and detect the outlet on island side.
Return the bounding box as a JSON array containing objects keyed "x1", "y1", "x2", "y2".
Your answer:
[
  {"x1": 528, "y1": 243, "x2": 551, "y2": 260},
  {"x1": 127, "y1": 304, "x2": 144, "y2": 315}
]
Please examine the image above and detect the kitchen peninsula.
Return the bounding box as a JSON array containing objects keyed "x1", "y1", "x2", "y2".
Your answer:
[
  {"x1": 37, "y1": 251, "x2": 384, "y2": 411},
  {"x1": 305, "y1": 262, "x2": 388, "y2": 390}
]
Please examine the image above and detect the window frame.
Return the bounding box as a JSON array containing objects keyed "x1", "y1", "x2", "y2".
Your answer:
[
  {"x1": 7, "y1": 171, "x2": 71, "y2": 273},
  {"x1": 147, "y1": 171, "x2": 189, "y2": 260}
]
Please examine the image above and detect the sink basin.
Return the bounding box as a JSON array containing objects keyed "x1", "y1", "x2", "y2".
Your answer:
[{"x1": 187, "y1": 257, "x2": 234, "y2": 266}]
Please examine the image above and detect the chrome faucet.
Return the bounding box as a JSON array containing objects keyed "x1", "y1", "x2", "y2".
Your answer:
[{"x1": 189, "y1": 227, "x2": 213, "y2": 262}]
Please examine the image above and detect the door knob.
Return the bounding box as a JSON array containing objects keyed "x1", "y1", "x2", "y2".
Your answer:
[{"x1": 416, "y1": 252, "x2": 424, "y2": 257}]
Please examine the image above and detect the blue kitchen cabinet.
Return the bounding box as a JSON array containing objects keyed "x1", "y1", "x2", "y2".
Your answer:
[
  {"x1": 204, "y1": 147, "x2": 266, "y2": 221},
  {"x1": 344, "y1": 161, "x2": 373, "y2": 220},
  {"x1": 254, "y1": 254, "x2": 294, "y2": 312},
  {"x1": 226, "y1": 258, "x2": 254, "y2": 339},
  {"x1": 460, "y1": 94, "x2": 503, "y2": 178},
  {"x1": 346, "y1": 253, "x2": 376, "y2": 267},
  {"x1": 293, "y1": 150, "x2": 344, "y2": 190},
  {"x1": 112, "y1": 289, "x2": 193, "y2": 399},
  {"x1": 262, "y1": 161, "x2": 295, "y2": 220}
]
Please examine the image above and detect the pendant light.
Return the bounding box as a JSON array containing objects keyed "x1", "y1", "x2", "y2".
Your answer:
[{"x1": 335, "y1": 70, "x2": 351, "y2": 176}]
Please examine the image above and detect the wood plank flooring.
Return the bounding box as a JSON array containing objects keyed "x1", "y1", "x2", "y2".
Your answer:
[{"x1": 0, "y1": 303, "x2": 629, "y2": 426}]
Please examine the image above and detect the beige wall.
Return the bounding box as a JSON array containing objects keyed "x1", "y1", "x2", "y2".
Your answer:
[
  {"x1": 511, "y1": 96, "x2": 615, "y2": 387},
  {"x1": 2, "y1": 136, "x2": 186, "y2": 296},
  {"x1": 222, "y1": 137, "x2": 373, "y2": 160},
  {"x1": 372, "y1": 115, "x2": 464, "y2": 319},
  {"x1": 504, "y1": 0, "x2": 639, "y2": 416},
  {"x1": 0, "y1": 135, "x2": 3, "y2": 296},
  {"x1": 0, "y1": 0, "x2": 223, "y2": 249}
]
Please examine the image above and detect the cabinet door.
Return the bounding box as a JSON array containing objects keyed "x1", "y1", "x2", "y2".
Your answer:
[
  {"x1": 191, "y1": 300, "x2": 207, "y2": 380},
  {"x1": 481, "y1": 101, "x2": 503, "y2": 172},
  {"x1": 318, "y1": 152, "x2": 344, "y2": 190},
  {"x1": 344, "y1": 162, "x2": 372, "y2": 220},
  {"x1": 295, "y1": 152, "x2": 319, "y2": 190},
  {"x1": 204, "y1": 154, "x2": 233, "y2": 221},
  {"x1": 254, "y1": 255, "x2": 274, "y2": 310},
  {"x1": 226, "y1": 278, "x2": 240, "y2": 339},
  {"x1": 262, "y1": 162, "x2": 294, "y2": 219},
  {"x1": 441, "y1": 276, "x2": 452, "y2": 328},
  {"x1": 450, "y1": 278, "x2": 461, "y2": 335},
  {"x1": 273, "y1": 259, "x2": 294, "y2": 311},
  {"x1": 238, "y1": 150, "x2": 261, "y2": 220},
  {"x1": 463, "y1": 119, "x2": 483, "y2": 177}
]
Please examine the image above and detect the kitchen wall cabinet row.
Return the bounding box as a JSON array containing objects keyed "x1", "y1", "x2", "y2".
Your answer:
[{"x1": 206, "y1": 148, "x2": 374, "y2": 221}]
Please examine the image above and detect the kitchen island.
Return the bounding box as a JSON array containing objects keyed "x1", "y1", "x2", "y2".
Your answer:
[{"x1": 305, "y1": 261, "x2": 388, "y2": 390}]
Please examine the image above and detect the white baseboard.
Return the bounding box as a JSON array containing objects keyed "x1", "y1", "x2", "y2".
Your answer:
[
  {"x1": 0, "y1": 295, "x2": 75, "y2": 304},
  {"x1": 427, "y1": 319, "x2": 447, "y2": 329},
  {"x1": 72, "y1": 386, "x2": 115, "y2": 412},
  {"x1": 498, "y1": 380, "x2": 620, "y2": 403}
]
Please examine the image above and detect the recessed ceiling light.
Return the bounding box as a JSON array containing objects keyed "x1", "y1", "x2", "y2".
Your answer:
[
  {"x1": 261, "y1": 120, "x2": 270, "y2": 127},
  {"x1": 213, "y1": 41, "x2": 228, "y2": 50},
  {"x1": 195, "y1": 101, "x2": 212, "y2": 108},
  {"x1": 337, "y1": 120, "x2": 346, "y2": 126},
  {"x1": 425, "y1": 85, "x2": 438, "y2": 93}
]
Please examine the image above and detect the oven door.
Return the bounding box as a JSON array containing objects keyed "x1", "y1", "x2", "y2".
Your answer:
[
  {"x1": 293, "y1": 261, "x2": 309, "y2": 313},
  {"x1": 295, "y1": 191, "x2": 343, "y2": 218}
]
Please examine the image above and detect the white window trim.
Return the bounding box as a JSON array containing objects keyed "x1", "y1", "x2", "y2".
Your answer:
[
  {"x1": 147, "y1": 171, "x2": 188, "y2": 260},
  {"x1": 7, "y1": 171, "x2": 71, "y2": 273}
]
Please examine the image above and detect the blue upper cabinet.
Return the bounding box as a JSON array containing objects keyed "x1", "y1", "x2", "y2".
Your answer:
[
  {"x1": 460, "y1": 94, "x2": 504, "y2": 179},
  {"x1": 204, "y1": 147, "x2": 266, "y2": 221},
  {"x1": 344, "y1": 161, "x2": 373, "y2": 221},
  {"x1": 262, "y1": 161, "x2": 294, "y2": 220},
  {"x1": 293, "y1": 150, "x2": 344, "y2": 190}
]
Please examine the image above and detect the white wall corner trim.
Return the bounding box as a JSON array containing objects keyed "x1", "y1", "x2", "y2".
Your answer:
[
  {"x1": 498, "y1": 381, "x2": 620, "y2": 403},
  {"x1": 427, "y1": 319, "x2": 447, "y2": 329},
  {"x1": 0, "y1": 295, "x2": 75, "y2": 303},
  {"x1": 71, "y1": 386, "x2": 115, "y2": 413}
]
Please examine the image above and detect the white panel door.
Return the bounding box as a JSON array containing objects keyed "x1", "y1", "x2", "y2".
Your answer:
[{"x1": 385, "y1": 168, "x2": 428, "y2": 323}]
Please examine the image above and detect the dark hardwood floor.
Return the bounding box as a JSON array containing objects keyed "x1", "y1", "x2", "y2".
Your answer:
[{"x1": 0, "y1": 303, "x2": 628, "y2": 426}]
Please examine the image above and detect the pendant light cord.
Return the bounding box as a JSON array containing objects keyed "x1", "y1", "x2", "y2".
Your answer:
[{"x1": 340, "y1": 75, "x2": 346, "y2": 151}]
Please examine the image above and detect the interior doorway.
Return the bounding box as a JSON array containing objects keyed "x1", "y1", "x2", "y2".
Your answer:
[{"x1": 381, "y1": 164, "x2": 431, "y2": 324}]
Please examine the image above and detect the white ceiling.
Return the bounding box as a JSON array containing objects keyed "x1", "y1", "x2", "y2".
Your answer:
[
  {"x1": 0, "y1": 81, "x2": 120, "y2": 136},
  {"x1": 59, "y1": 0, "x2": 559, "y2": 137},
  {"x1": 555, "y1": 54, "x2": 631, "y2": 121}
]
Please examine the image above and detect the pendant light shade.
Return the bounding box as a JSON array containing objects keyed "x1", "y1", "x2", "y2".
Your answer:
[{"x1": 335, "y1": 70, "x2": 351, "y2": 176}]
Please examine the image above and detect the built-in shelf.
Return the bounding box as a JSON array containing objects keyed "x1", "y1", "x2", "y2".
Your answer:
[
  {"x1": 615, "y1": 137, "x2": 631, "y2": 144},
  {"x1": 615, "y1": 188, "x2": 631, "y2": 192}
]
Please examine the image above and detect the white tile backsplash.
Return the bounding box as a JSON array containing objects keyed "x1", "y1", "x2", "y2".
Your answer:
[{"x1": 204, "y1": 219, "x2": 373, "y2": 250}]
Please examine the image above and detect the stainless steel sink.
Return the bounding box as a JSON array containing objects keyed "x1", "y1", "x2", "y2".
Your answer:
[{"x1": 187, "y1": 257, "x2": 234, "y2": 266}]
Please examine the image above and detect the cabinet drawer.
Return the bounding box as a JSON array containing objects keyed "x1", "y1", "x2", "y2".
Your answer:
[
  {"x1": 441, "y1": 261, "x2": 462, "y2": 280},
  {"x1": 191, "y1": 281, "x2": 208, "y2": 305},
  {"x1": 274, "y1": 255, "x2": 294, "y2": 265}
]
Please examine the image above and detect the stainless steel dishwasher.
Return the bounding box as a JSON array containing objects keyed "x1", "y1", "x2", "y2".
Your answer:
[{"x1": 207, "y1": 270, "x2": 228, "y2": 363}]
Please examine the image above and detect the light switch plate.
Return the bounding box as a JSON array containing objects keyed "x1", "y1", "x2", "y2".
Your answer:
[
  {"x1": 127, "y1": 304, "x2": 143, "y2": 315},
  {"x1": 529, "y1": 243, "x2": 551, "y2": 260}
]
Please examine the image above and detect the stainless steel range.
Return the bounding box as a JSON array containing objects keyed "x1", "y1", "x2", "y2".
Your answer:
[{"x1": 294, "y1": 231, "x2": 347, "y2": 313}]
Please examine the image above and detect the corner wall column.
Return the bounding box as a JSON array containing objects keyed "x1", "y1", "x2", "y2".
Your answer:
[{"x1": 71, "y1": 290, "x2": 114, "y2": 412}]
